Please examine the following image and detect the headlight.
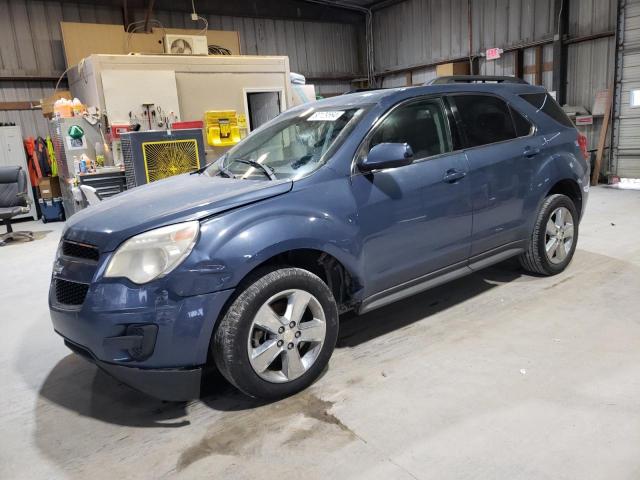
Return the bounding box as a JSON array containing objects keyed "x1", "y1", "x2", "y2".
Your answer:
[{"x1": 105, "y1": 221, "x2": 199, "y2": 284}]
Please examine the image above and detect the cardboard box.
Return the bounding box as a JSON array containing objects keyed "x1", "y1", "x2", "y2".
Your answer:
[
  {"x1": 436, "y1": 62, "x2": 470, "y2": 77},
  {"x1": 60, "y1": 22, "x2": 242, "y2": 68},
  {"x1": 39, "y1": 177, "x2": 62, "y2": 200},
  {"x1": 41, "y1": 91, "x2": 72, "y2": 119}
]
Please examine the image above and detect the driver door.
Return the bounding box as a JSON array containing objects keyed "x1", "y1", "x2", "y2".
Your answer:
[{"x1": 351, "y1": 97, "x2": 473, "y2": 297}]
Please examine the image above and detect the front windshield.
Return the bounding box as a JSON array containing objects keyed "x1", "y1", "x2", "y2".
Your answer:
[{"x1": 204, "y1": 107, "x2": 365, "y2": 181}]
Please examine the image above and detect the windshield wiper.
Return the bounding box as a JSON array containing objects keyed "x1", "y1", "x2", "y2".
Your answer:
[
  {"x1": 191, "y1": 161, "x2": 215, "y2": 175},
  {"x1": 228, "y1": 159, "x2": 277, "y2": 181},
  {"x1": 218, "y1": 164, "x2": 236, "y2": 179}
]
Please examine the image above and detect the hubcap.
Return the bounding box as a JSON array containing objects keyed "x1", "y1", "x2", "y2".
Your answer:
[
  {"x1": 545, "y1": 207, "x2": 575, "y2": 265},
  {"x1": 247, "y1": 289, "x2": 327, "y2": 383}
]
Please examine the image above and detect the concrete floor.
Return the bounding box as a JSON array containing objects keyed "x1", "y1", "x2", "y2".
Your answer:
[{"x1": 1, "y1": 186, "x2": 640, "y2": 479}]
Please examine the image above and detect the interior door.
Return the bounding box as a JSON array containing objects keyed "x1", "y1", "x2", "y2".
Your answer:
[
  {"x1": 449, "y1": 94, "x2": 538, "y2": 256},
  {"x1": 351, "y1": 98, "x2": 473, "y2": 296}
]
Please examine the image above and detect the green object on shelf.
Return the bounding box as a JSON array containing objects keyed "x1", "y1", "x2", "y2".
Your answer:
[{"x1": 67, "y1": 124, "x2": 84, "y2": 139}]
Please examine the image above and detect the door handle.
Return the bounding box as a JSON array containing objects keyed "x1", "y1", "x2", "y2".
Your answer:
[
  {"x1": 524, "y1": 146, "x2": 541, "y2": 158},
  {"x1": 443, "y1": 169, "x2": 466, "y2": 183}
]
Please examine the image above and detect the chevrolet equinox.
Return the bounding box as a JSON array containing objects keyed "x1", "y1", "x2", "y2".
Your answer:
[{"x1": 49, "y1": 78, "x2": 589, "y2": 400}]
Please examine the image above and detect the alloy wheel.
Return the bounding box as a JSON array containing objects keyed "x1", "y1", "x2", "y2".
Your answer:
[
  {"x1": 545, "y1": 206, "x2": 575, "y2": 264},
  {"x1": 247, "y1": 289, "x2": 327, "y2": 383}
]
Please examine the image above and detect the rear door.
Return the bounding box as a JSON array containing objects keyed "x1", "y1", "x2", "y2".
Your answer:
[
  {"x1": 351, "y1": 96, "x2": 473, "y2": 296},
  {"x1": 448, "y1": 94, "x2": 541, "y2": 257}
]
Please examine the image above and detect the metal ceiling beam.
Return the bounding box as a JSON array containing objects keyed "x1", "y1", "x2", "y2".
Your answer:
[
  {"x1": 368, "y1": 0, "x2": 409, "y2": 11},
  {"x1": 57, "y1": 0, "x2": 365, "y2": 24}
]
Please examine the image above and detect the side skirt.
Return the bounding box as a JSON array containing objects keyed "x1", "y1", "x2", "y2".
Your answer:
[{"x1": 357, "y1": 241, "x2": 525, "y2": 315}]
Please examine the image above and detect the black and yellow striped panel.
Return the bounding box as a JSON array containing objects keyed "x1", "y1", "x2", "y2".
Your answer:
[{"x1": 141, "y1": 139, "x2": 200, "y2": 183}]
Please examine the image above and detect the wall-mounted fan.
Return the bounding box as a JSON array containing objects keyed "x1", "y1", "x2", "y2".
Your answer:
[{"x1": 163, "y1": 35, "x2": 208, "y2": 55}]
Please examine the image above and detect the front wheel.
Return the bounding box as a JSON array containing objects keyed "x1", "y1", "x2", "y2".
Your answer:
[
  {"x1": 520, "y1": 193, "x2": 579, "y2": 275},
  {"x1": 212, "y1": 267, "x2": 339, "y2": 399}
]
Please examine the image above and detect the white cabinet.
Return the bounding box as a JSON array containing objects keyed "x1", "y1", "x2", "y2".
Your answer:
[{"x1": 0, "y1": 126, "x2": 37, "y2": 220}]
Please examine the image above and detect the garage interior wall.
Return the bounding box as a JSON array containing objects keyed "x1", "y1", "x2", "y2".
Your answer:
[
  {"x1": 0, "y1": 0, "x2": 622, "y2": 172},
  {"x1": 373, "y1": 0, "x2": 617, "y2": 155},
  {"x1": 0, "y1": 0, "x2": 364, "y2": 138},
  {"x1": 613, "y1": 0, "x2": 640, "y2": 178}
]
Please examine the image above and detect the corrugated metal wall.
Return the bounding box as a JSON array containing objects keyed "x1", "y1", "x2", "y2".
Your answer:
[
  {"x1": 373, "y1": 0, "x2": 617, "y2": 156},
  {"x1": 0, "y1": 81, "x2": 55, "y2": 138},
  {"x1": 373, "y1": 0, "x2": 556, "y2": 76},
  {"x1": 0, "y1": 0, "x2": 622, "y2": 158},
  {"x1": 0, "y1": 0, "x2": 364, "y2": 138},
  {"x1": 373, "y1": 0, "x2": 469, "y2": 74},
  {"x1": 147, "y1": 9, "x2": 363, "y2": 80},
  {"x1": 566, "y1": 0, "x2": 617, "y2": 153},
  {"x1": 613, "y1": 0, "x2": 640, "y2": 177}
]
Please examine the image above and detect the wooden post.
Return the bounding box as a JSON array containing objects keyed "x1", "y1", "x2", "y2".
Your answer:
[
  {"x1": 591, "y1": 87, "x2": 613, "y2": 186},
  {"x1": 534, "y1": 46, "x2": 543, "y2": 85},
  {"x1": 0, "y1": 101, "x2": 39, "y2": 111},
  {"x1": 514, "y1": 48, "x2": 523, "y2": 79}
]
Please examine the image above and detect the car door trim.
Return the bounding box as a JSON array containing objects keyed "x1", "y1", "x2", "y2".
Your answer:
[
  {"x1": 357, "y1": 240, "x2": 525, "y2": 314},
  {"x1": 358, "y1": 260, "x2": 471, "y2": 314}
]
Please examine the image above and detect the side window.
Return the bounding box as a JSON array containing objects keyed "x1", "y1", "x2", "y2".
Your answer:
[
  {"x1": 452, "y1": 95, "x2": 517, "y2": 147},
  {"x1": 510, "y1": 106, "x2": 534, "y2": 137},
  {"x1": 519, "y1": 92, "x2": 574, "y2": 128},
  {"x1": 368, "y1": 99, "x2": 452, "y2": 159}
]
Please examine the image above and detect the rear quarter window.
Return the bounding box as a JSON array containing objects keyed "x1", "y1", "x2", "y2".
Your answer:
[{"x1": 519, "y1": 93, "x2": 574, "y2": 128}]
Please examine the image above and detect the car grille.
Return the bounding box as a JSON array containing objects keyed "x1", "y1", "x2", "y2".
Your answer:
[
  {"x1": 62, "y1": 241, "x2": 99, "y2": 261},
  {"x1": 54, "y1": 279, "x2": 89, "y2": 306}
]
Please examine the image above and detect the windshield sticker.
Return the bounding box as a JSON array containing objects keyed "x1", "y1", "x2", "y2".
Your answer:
[{"x1": 307, "y1": 111, "x2": 345, "y2": 121}]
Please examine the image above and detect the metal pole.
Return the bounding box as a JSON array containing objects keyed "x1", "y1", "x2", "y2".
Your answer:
[{"x1": 552, "y1": 0, "x2": 569, "y2": 104}]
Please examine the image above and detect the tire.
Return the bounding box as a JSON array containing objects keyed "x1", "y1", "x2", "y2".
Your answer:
[
  {"x1": 212, "y1": 267, "x2": 339, "y2": 399},
  {"x1": 41, "y1": 217, "x2": 48, "y2": 224},
  {"x1": 519, "y1": 193, "x2": 579, "y2": 276}
]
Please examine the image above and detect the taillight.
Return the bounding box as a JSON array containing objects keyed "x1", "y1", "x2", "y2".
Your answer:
[{"x1": 577, "y1": 133, "x2": 589, "y2": 160}]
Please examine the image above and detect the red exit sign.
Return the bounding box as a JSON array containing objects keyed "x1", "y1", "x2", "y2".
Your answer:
[{"x1": 486, "y1": 48, "x2": 503, "y2": 60}]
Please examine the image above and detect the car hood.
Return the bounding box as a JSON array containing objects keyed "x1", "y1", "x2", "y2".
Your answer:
[{"x1": 63, "y1": 174, "x2": 293, "y2": 252}]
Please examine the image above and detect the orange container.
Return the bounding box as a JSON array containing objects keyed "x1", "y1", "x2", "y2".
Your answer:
[{"x1": 54, "y1": 103, "x2": 73, "y2": 118}]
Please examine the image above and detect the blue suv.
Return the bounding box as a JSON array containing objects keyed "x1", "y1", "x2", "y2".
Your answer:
[{"x1": 49, "y1": 78, "x2": 589, "y2": 400}]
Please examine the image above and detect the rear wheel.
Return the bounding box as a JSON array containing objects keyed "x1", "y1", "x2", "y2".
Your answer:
[
  {"x1": 520, "y1": 193, "x2": 579, "y2": 275},
  {"x1": 212, "y1": 267, "x2": 339, "y2": 399}
]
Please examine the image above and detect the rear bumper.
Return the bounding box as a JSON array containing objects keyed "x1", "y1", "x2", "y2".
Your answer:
[{"x1": 63, "y1": 337, "x2": 201, "y2": 401}]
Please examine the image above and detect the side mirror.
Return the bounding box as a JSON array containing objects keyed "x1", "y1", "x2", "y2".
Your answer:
[{"x1": 358, "y1": 143, "x2": 414, "y2": 172}]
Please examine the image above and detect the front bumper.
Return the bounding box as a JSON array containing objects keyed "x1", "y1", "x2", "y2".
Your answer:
[
  {"x1": 63, "y1": 337, "x2": 202, "y2": 401},
  {"x1": 50, "y1": 273, "x2": 234, "y2": 400}
]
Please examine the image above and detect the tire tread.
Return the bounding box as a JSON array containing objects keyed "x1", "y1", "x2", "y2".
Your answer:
[
  {"x1": 519, "y1": 193, "x2": 576, "y2": 275},
  {"x1": 212, "y1": 267, "x2": 337, "y2": 399}
]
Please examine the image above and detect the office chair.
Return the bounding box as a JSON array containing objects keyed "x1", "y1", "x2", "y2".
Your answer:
[{"x1": 0, "y1": 166, "x2": 34, "y2": 246}]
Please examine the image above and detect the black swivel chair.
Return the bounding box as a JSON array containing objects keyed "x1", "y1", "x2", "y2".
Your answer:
[{"x1": 0, "y1": 166, "x2": 34, "y2": 246}]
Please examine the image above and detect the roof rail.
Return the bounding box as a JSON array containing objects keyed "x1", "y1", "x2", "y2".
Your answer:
[
  {"x1": 343, "y1": 87, "x2": 388, "y2": 95},
  {"x1": 426, "y1": 75, "x2": 529, "y2": 85}
]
